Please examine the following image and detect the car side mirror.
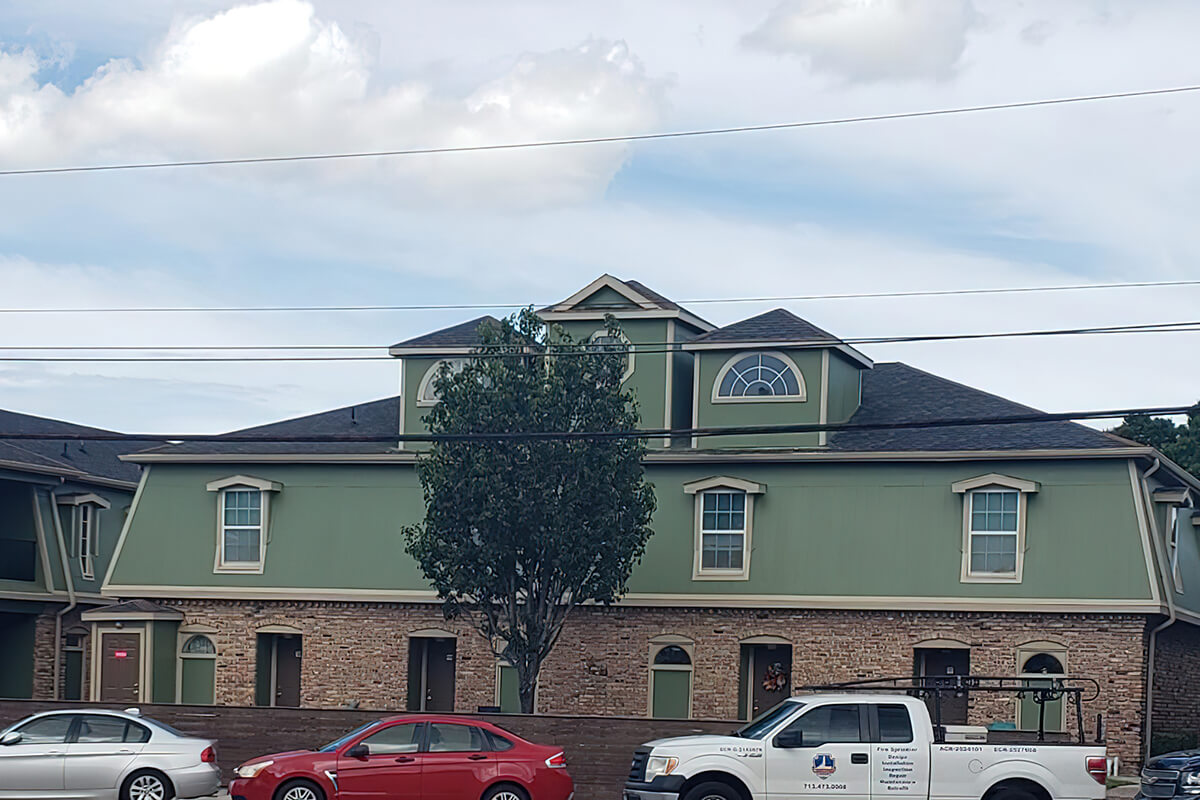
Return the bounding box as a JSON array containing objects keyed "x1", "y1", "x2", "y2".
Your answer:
[
  {"x1": 346, "y1": 744, "x2": 369, "y2": 759},
  {"x1": 0, "y1": 731, "x2": 22, "y2": 746},
  {"x1": 774, "y1": 729, "x2": 804, "y2": 749}
]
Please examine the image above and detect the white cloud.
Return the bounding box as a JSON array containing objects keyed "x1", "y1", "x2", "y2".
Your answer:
[
  {"x1": 743, "y1": 0, "x2": 976, "y2": 82},
  {"x1": 0, "y1": 0, "x2": 665, "y2": 206}
]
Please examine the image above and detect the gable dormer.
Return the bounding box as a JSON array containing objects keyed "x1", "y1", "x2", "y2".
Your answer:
[{"x1": 682, "y1": 309, "x2": 872, "y2": 449}]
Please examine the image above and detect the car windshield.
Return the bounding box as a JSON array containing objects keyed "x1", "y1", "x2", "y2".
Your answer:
[
  {"x1": 736, "y1": 700, "x2": 804, "y2": 740},
  {"x1": 319, "y1": 722, "x2": 380, "y2": 753}
]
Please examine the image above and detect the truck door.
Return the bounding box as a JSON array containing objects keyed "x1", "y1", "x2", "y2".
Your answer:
[
  {"x1": 869, "y1": 703, "x2": 929, "y2": 800},
  {"x1": 766, "y1": 702, "x2": 872, "y2": 800}
]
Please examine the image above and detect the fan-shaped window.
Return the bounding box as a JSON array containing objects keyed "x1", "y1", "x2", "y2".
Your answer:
[
  {"x1": 654, "y1": 645, "x2": 692, "y2": 666},
  {"x1": 587, "y1": 330, "x2": 634, "y2": 382},
  {"x1": 417, "y1": 359, "x2": 467, "y2": 406},
  {"x1": 182, "y1": 635, "x2": 216, "y2": 655},
  {"x1": 714, "y1": 352, "x2": 805, "y2": 401},
  {"x1": 1021, "y1": 653, "x2": 1064, "y2": 675}
]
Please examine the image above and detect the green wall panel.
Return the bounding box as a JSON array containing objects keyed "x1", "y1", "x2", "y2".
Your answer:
[
  {"x1": 180, "y1": 658, "x2": 216, "y2": 705},
  {"x1": 826, "y1": 351, "x2": 864, "y2": 424},
  {"x1": 694, "y1": 348, "x2": 825, "y2": 449},
  {"x1": 651, "y1": 669, "x2": 691, "y2": 719},
  {"x1": 0, "y1": 613, "x2": 35, "y2": 698},
  {"x1": 151, "y1": 620, "x2": 178, "y2": 704}
]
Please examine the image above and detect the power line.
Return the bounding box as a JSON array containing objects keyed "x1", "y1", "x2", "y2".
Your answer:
[
  {"x1": 3, "y1": 278, "x2": 1200, "y2": 315},
  {"x1": 2, "y1": 319, "x2": 1200, "y2": 361},
  {"x1": 2, "y1": 84, "x2": 1198, "y2": 178},
  {"x1": 0, "y1": 403, "x2": 1193, "y2": 443}
]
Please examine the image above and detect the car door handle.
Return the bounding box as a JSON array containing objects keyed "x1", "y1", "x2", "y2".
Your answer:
[
  {"x1": 468, "y1": 754, "x2": 488, "y2": 761},
  {"x1": 394, "y1": 756, "x2": 415, "y2": 763},
  {"x1": 851, "y1": 753, "x2": 869, "y2": 764},
  {"x1": 118, "y1": 749, "x2": 134, "y2": 755}
]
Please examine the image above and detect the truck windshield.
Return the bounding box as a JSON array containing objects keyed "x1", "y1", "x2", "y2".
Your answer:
[{"x1": 736, "y1": 700, "x2": 804, "y2": 740}]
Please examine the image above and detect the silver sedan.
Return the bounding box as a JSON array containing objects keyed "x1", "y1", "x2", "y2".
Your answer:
[{"x1": 0, "y1": 708, "x2": 220, "y2": 800}]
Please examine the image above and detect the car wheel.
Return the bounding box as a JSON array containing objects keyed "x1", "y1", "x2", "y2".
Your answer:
[
  {"x1": 682, "y1": 781, "x2": 741, "y2": 800},
  {"x1": 121, "y1": 770, "x2": 175, "y2": 800},
  {"x1": 990, "y1": 787, "x2": 1039, "y2": 800},
  {"x1": 482, "y1": 783, "x2": 529, "y2": 800},
  {"x1": 276, "y1": 779, "x2": 326, "y2": 800}
]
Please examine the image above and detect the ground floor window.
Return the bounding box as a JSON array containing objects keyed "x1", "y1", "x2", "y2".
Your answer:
[
  {"x1": 179, "y1": 634, "x2": 217, "y2": 705},
  {"x1": 650, "y1": 639, "x2": 694, "y2": 719},
  {"x1": 1016, "y1": 643, "x2": 1067, "y2": 733}
]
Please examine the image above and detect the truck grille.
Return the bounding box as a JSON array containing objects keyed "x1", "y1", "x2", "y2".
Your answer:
[
  {"x1": 1141, "y1": 768, "x2": 1181, "y2": 798},
  {"x1": 629, "y1": 750, "x2": 650, "y2": 783}
]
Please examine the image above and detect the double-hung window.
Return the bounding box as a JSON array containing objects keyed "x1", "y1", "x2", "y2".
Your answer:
[
  {"x1": 952, "y1": 474, "x2": 1039, "y2": 583},
  {"x1": 78, "y1": 504, "x2": 97, "y2": 580},
  {"x1": 55, "y1": 493, "x2": 110, "y2": 581},
  {"x1": 206, "y1": 475, "x2": 281, "y2": 574},
  {"x1": 684, "y1": 476, "x2": 766, "y2": 580}
]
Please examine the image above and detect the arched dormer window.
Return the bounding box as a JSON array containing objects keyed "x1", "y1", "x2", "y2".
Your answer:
[
  {"x1": 416, "y1": 359, "x2": 468, "y2": 407},
  {"x1": 713, "y1": 351, "x2": 806, "y2": 402},
  {"x1": 587, "y1": 330, "x2": 634, "y2": 382}
]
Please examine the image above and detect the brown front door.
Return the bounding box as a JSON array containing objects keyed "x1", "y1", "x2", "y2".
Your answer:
[
  {"x1": 274, "y1": 635, "x2": 301, "y2": 707},
  {"x1": 99, "y1": 632, "x2": 140, "y2": 703},
  {"x1": 915, "y1": 647, "x2": 970, "y2": 724},
  {"x1": 740, "y1": 643, "x2": 792, "y2": 720}
]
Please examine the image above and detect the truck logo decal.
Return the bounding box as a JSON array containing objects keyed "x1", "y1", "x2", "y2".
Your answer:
[{"x1": 813, "y1": 753, "x2": 837, "y2": 777}]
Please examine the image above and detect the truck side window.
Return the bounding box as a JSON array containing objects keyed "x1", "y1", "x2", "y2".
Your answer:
[
  {"x1": 876, "y1": 704, "x2": 914, "y2": 743},
  {"x1": 779, "y1": 703, "x2": 863, "y2": 746}
]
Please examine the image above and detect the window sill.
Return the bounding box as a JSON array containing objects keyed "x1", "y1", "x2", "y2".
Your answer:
[
  {"x1": 960, "y1": 573, "x2": 1022, "y2": 584},
  {"x1": 711, "y1": 395, "x2": 806, "y2": 404},
  {"x1": 692, "y1": 570, "x2": 751, "y2": 581},
  {"x1": 214, "y1": 563, "x2": 265, "y2": 575}
]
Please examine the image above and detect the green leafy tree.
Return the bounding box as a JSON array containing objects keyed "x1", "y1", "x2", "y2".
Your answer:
[
  {"x1": 1111, "y1": 405, "x2": 1200, "y2": 477},
  {"x1": 403, "y1": 309, "x2": 656, "y2": 713}
]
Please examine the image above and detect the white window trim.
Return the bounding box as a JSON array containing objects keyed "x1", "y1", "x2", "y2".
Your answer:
[
  {"x1": 588, "y1": 329, "x2": 635, "y2": 383},
  {"x1": 176, "y1": 633, "x2": 218, "y2": 704},
  {"x1": 416, "y1": 359, "x2": 466, "y2": 407},
  {"x1": 711, "y1": 350, "x2": 807, "y2": 404},
  {"x1": 648, "y1": 636, "x2": 695, "y2": 719},
  {"x1": 687, "y1": 478, "x2": 766, "y2": 581},
  {"x1": 953, "y1": 475, "x2": 1039, "y2": 584},
  {"x1": 78, "y1": 504, "x2": 96, "y2": 580},
  {"x1": 207, "y1": 477, "x2": 281, "y2": 575}
]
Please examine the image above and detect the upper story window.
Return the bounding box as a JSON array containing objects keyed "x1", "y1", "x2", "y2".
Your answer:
[
  {"x1": 417, "y1": 359, "x2": 467, "y2": 407},
  {"x1": 587, "y1": 330, "x2": 634, "y2": 382},
  {"x1": 713, "y1": 351, "x2": 806, "y2": 402},
  {"x1": 206, "y1": 475, "x2": 282, "y2": 574},
  {"x1": 684, "y1": 476, "x2": 767, "y2": 581},
  {"x1": 952, "y1": 474, "x2": 1039, "y2": 583},
  {"x1": 56, "y1": 493, "x2": 111, "y2": 581}
]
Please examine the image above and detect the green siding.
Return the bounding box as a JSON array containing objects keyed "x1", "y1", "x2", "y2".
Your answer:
[
  {"x1": 575, "y1": 285, "x2": 636, "y2": 307},
  {"x1": 0, "y1": 613, "x2": 35, "y2": 698},
  {"x1": 111, "y1": 459, "x2": 1153, "y2": 603},
  {"x1": 151, "y1": 620, "x2": 178, "y2": 704},
  {"x1": 651, "y1": 669, "x2": 691, "y2": 718},
  {"x1": 694, "y1": 348, "x2": 825, "y2": 449},
  {"x1": 498, "y1": 664, "x2": 520, "y2": 712},
  {"x1": 180, "y1": 658, "x2": 215, "y2": 705},
  {"x1": 826, "y1": 351, "x2": 864, "y2": 423}
]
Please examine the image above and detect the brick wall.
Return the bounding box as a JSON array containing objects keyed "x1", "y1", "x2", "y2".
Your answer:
[
  {"x1": 1151, "y1": 622, "x2": 1200, "y2": 755},
  {"x1": 148, "y1": 600, "x2": 1149, "y2": 769},
  {"x1": 0, "y1": 700, "x2": 734, "y2": 799},
  {"x1": 31, "y1": 611, "x2": 57, "y2": 700}
]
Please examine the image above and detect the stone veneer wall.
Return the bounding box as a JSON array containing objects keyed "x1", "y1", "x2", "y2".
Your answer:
[
  {"x1": 1151, "y1": 621, "x2": 1200, "y2": 756},
  {"x1": 155, "y1": 600, "x2": 1151, "y2": 769},
  {"x1": 31, "y1": 610, "x2": 58, "y2": 701}
]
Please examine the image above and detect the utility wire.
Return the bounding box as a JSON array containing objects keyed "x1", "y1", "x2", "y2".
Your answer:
[
  {"x1": 0, "y1": 85, "x2": 1196, "y2": 177},
  {"x1": 2, "y1": 319, "x2": 1200, "y2": 361},
  {"x1": 3, "y1": 278, "x2": 1200, "y2": 315},
  {"x1": 0, "y1": 404, "x2": 1193, "y2": 443}
]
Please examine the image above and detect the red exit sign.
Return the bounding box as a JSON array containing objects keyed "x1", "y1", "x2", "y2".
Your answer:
[{"x1": 113, "y1": 651, "x2": 128, "y2": 659}]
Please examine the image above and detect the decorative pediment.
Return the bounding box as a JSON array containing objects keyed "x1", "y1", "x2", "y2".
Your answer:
[
  {"x1": 951, "y1": 474, "x2": 1040, "y2": 494},
  {"x1": 205, "y1": 475, "x2": 283, "y2": 492},
  {"x1": 683, "y1": 475, "x2": 767, "y2": 495}
]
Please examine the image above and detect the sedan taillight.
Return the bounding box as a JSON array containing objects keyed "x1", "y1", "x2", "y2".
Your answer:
[
  {"x1": 546, "y1": 752, "x2": 566, "y2": 769},
  {"x1": 201, "y1": 746, "x2": 216, "y2": 764}
]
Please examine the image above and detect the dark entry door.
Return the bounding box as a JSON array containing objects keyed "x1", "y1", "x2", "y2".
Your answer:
[
  {"x1": 739, "y1": 642, "x2": 792, "y2": 720},
  {"x1": 274, "y1": 635, "x2": 301, "y2": 707},
  {"x1": 915, "y1": 647, "x2": 969, "y2": 724},
  {"x1": 408, "y1": 637, "x2": 456, "y2": 711},
  {"x1": 99, "y1": 633, "x2": 140, "y2": 703}
]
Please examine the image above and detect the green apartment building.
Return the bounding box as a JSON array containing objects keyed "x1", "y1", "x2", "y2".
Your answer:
[{"x1": 95, "y1": 276, "x2": 1200, "y2": 768}]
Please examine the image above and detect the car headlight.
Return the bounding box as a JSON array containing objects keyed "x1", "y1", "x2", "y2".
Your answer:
[
  {"x1": 235, "y1": 760, "x2": 274, "y2": 779},
  {"x1": 645, "y1": 756, "x2": 679, "y2": 780},
  {"x1": 1182, "y1": 772, "x2": 1200, "y2": 792}
]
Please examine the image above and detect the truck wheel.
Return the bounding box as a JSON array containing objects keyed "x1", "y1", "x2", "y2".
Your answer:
[
  {"x1": 682, "y1": 781, "x2": 741, "y2": 800},
  {"x1": 990, "y1": 788, "x2": 1038, "y2": 800}
]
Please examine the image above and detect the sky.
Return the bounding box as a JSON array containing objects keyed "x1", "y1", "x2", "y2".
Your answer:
[{"x1": 1, "y1": 0, "x2": 1199, "y2": 434}]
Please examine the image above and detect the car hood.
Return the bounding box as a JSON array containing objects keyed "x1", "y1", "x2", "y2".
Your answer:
[
  {"x1": 643, "y1": 735, "x2": 759, "y2": 751},
  {"x1": 1146, "y1": 751, "x2": 1200, "y2": 772},
  {"x1": 246, "y1": 750, "x2": 316, "y2": 765}
]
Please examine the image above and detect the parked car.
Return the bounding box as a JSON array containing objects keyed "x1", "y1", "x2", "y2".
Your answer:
[
  {"x1": 0, "y1": 708, "x2": 220, "y2": 800},
  {"x1": 229, "y1": 715, "x2": 573, "y2": 800},
  {"x1": 1137, "y1": 747, "x2": 1200, "y2": 800}
]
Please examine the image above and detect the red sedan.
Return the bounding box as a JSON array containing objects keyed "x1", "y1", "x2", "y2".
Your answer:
[{"x1": 228, "y1": 715, "x2": 573, "y2": 800}]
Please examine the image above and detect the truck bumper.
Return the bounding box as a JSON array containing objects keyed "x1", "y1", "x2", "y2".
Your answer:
[{"x1": 624, "y1": 776, "x2": 686, "y2": 800}]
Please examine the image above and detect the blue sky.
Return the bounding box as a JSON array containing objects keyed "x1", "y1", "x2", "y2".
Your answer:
[{"x1": 1, "y1": 0, "x2": 1199, "y2": 433}]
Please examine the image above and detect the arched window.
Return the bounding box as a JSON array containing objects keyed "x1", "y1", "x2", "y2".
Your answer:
[
  {"x1": 649, "y1": 638, "x2": 694, "y2": 719},
  {"x1": 588, "y1": 330, "x2": 634, "y2": 382},
  {"x1": 714, "y1": 352, "x2": 805, "y2": 401},
  {"x1": 1016, "y1": 644, "x2": 1068, "y2": 733},
  {"x1": 178, "y1": 634, "x2": 217, "y2": 705},
  {"x1": 417, "y1": 359, "x2": 467, "y2": 406},
  {"x1": 1021, "y1": 653, "x2": 1064, "y2": 675}
]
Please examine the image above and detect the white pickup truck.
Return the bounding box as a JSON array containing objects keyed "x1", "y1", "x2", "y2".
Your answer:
[{"x1": 624, "y1": 693, "x2": 1108, "y2": 800}]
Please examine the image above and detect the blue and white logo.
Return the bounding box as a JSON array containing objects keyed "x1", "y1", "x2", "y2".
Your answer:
[{"x1": 812, "y1": 753, "x2": 837, "y2": 777}]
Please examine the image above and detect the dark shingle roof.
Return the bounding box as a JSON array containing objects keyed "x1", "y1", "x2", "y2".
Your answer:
[
  {"x1": 0, "y1": 408, "x2": 149, "y2": 484},
  {"x1": 690, "y1": 308, "x2": 840, "y2": 344},
  {"x1": 830, "y1": 363, "x2": 1127, "y2": 452},
  {"x1": 133, "y1": 396, "x2": 402, "y2": 457},
  {"x1": 390, "y1": 316, "x2": 500, "y2": 350},
  {"x1": 625, "y1": 280, "x2": 681, "y2": 310}
]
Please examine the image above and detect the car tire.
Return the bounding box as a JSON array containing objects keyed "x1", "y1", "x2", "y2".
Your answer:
[
  {"x1": 275, "y1": 779, "x2": 327, "y2": 800},
  {"x1": 682, "y1": 781, "x2": 741, "y2": 800},
  {"x1": 482, "y1": 783, "x2": 530, "y2": 800},
  {"x1": 120, "y1": 770, "x2": 175, "y2": 800},
  {"x1": 989, "y1": 788, "x2": 1040, "y2": 800}
]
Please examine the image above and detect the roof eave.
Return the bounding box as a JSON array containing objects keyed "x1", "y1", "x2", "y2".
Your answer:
[
  {"x1": 387, "y1": 346, "x2": 476, "y2": 357},
  {"x1": 682, "y1": 340, "x2": 873, "y2": 367}
]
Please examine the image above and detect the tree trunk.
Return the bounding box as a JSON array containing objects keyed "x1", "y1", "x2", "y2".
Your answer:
[{"x1": 518, "y1": 658, "x2": 540, "y2": 714}]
